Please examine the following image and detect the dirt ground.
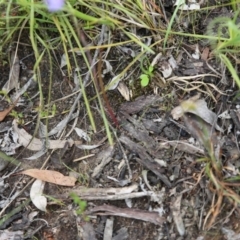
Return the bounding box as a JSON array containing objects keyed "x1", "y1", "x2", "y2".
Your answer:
[{"x1": 1, "y1": 1, "x2": 240, "y2": 240}]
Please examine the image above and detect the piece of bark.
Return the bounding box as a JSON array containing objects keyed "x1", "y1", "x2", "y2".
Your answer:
[
  {"x1": 55, "y1": 188, "x2": 163, "y2": 202},
  {"x1": 88, "y1": 205, "x2": 165, "y2": 226},
  {"x1": 119, "y1": 95, "x2": 163, "y2": 114},
  {"x1": 112, "y1": 227, "x2": 128, "y2": 240},
  {"x1": 81, "y1": 222, "x2": 97, "y2": 240},
  {"x1": 103, "y1": 218, "x2": 114, "y2": 240},
  {"x1": 119, "y1": 111, "x2": 156, "y2": 149},
  {"x1": 55, "y1": 184, "x2": 143, "y2": 200},
  {"x1": 122, "y1": 120, "x2": 155, "y2": 148},
  {"x1": 92, "y1": 145, "x2": 115, "y2": 178}
]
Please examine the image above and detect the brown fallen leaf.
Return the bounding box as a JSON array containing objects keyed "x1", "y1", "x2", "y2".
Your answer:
[
  {"x1": 18, "y1": 169, "x2": 76, "y2": 186},
  {"x1": 0, "y1": 98, "x2": 18, "y2": 122}
]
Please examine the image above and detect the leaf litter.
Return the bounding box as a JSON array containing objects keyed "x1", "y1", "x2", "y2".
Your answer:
[
  {"x1": 2, "y1": 2, "x2": 240, "y2": 239},
  {"x1": 18, "y1": 169, "x2": 76, "y2": 186}
]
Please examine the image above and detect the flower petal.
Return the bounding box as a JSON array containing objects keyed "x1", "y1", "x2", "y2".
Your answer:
[{"x1": 44, "y1": 0, "x2": 65, "y2": 12}]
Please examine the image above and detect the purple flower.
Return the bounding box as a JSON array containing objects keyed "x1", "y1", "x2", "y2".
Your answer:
[{"x1": 44, "y1": 0, "x2": 65, "y2": 12}]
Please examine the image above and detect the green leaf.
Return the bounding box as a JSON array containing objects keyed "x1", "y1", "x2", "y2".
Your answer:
[
  {"x1": 140, "y1": 74, "x2": 149, "y2": 87},
  {"x1": 148, "y1": 65, "x2": 154, "y2": 73}
]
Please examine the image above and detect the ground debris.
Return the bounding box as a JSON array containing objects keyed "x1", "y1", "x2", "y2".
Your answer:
[
  {"x1": 2, "y1": 51, "x2": 20, "y2": 93},
  {"x1": 119, "y1": 95, "x2": 163, "y2": 114},
  {"x1": 171, "y1": 194, "x2": 185, "y2": 236},
  {"x1": 221, "y1": 227, "x2": 240, "y2": 240},
  {"x1": 88, "y1": 204, "x2": 166, "y2": 225},
  {"x1": 79, "y1": 222, "x2": 97, "y2": 240},
  {"x1": 92, "y1": 145, "x2": 115, "y2": 178},
  {"x1": 112, "y1": 227, "x2": 128, "y2": 240},
  {"x1": 119, "y1": 135, "x2": 171, "y2": 187},
  {"x1": 54, "y1": 183, "x2": 157, "y2": 200},
  {"x1": 0, "y1": 229, "x2": 24, "y2": 240}
]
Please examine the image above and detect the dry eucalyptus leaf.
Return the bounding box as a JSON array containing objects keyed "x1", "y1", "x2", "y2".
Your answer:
[
  {"x1": 171, "y1": 95, "x2": 223, "y2": 132},
  {"x1": 12, "y1": 120, "x2": 76, "y2": 151},
  {"x1": 74, "y1": 127, "x2": 91, "y2": 142},
  {"x1": 168, "y1": 55, "x2": 178, "y2": 69},
  {"x1": 2, "y1": 51, "x2": 20, "y2": 93},
  {"x1": 73, "y1": 67, "x2": 80, "y2": 91},
  {"x1": 171, "y1": 94, "x2": 200, "y2": 120},
  {"x1": 105, "y1": 74, "x2": 124, "y2": 90},
  {"x1": 171, "y1": 194, "x2": 185, "y2": 236},
  {"x1": 48, "y1": 111, "x2": 79, "y2": 136},
  {"x1": 60, "y1": 53, "x2": 68, "y2": 68},
  {"x1": 25, "y1": 147, "x2": 48, "y2": 160},
  {"x1": 76, "y1": 144, "x2": 101, "y2": 150},
  {"x1": 117, "y1": 82, "x2": 130, "y2": 101},
  {"x1": 151, "y1": 52, "x2": 162, "y2": 66},
  {"x1": 30, "y1": 179, "x2": 47, "y2": 212},
  {"x1": 19, "y1": 169, "x2": 76, "y2": 186}
]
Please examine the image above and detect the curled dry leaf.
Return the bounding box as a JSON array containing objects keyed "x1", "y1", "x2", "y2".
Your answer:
[
  {"x1": 102, "y1": 60, "x2": 113, "y2": 75},
  {"x1": 160, "y1": 61, "x2": 172, "y2": 78},
  {"x1": 192, "y1": 44, "x2": 200, "y2": 59},
  {"x1": 30, "y1": 179, "x2": 47, "y2": 212},
  {"x1": 12, "y1": 119, "x2": 76, "y2": 151},
  {"x1": 19, "y1": 169, "x2": 76, "y2": 186},
  {"x1": 171, "y1": 94, "x2": 223, "y2": 132}
]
